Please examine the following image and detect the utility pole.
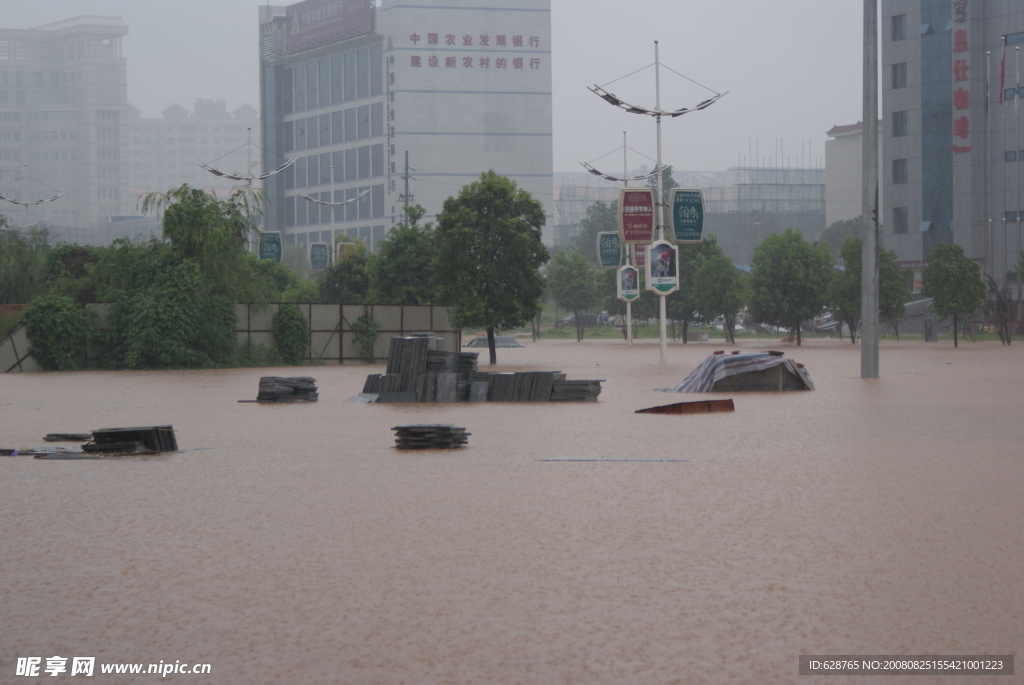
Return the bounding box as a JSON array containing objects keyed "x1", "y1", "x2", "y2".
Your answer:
[{"x1": 861, "y1": 0, "x2": 880, "y2": 378}]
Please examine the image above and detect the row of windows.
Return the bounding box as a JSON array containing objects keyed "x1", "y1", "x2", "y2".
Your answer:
[
  {"x1": 283, "y1": 44, "x2": 384, "y2": 116},
  {"x1": 1005, "y1": 150, "x2": 1024, "y2": 162},
  {"x1": 892, "y1": 208, "x2": 1024, "y2": 234},
  {"x1": 283, "y1": 144, "x2": 385, "y2": 188},
  {"x1": 284, "y1": 183, "x2": 386, "y2": 227},
  {"x1": 284, "y1": 103, "x2": 384, "y2": 152}
]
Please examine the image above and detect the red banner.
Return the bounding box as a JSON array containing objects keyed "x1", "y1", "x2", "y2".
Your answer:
[{"x1": 618, "y1": 188, "x2": 655, "y2": 243}]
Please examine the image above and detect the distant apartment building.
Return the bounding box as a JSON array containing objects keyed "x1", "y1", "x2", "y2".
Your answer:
[
  {"x1": 258, "y1": 0, "x2": 553, "y2": 252},
  {"x1": 0, "y1": 16, "x2": 130, "y2": 236},
  {"x1": 825, "y1": 120, "x2": 884, "y2": 227},
  {"x1": 882, "y1": 0, "x2": 1024, "y2": 288},
  {"x1": 127, "y1": 99, "x2": 261, "y2": 201}
]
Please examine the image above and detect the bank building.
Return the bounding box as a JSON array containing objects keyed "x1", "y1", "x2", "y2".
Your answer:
[{"x1": 258, "y1": 0, "x2": 553, "y2": 254}]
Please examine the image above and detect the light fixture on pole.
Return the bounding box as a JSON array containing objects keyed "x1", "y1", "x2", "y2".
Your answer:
[{"x1": 588, "y1": 41, "x2": 726, "y2": 363}]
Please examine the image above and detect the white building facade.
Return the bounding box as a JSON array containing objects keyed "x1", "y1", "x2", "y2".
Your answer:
[
  {"x1": 0, "y1": 16, "x2": 130, "y2": 234},
  {"x1": 259, "y1": 0, "x2": 553, "y2": 253}
]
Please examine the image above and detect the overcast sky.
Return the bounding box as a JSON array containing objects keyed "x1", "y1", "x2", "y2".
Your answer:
[{"x1": 6, "y1": 1, "x2": 870, "y2": 173}]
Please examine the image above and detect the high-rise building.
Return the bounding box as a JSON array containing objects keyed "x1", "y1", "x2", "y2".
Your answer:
[
  {"x1": 127, "y1": 99, "x2": 261, "y2": 200},
  {"x1": 0, "y1": 16, "x2": 130, "y2": 233},
  {"x1": 882, "y1": 0, "x2": 1024, "y2": 289},
  {"x1": 258, "y1": 0, "x2": 553, "y2": 253}
]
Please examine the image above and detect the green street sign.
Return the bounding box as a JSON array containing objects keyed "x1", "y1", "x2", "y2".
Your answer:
[
  {"x1": 259, "y1": 232, "x2": 281, "y2": 263},
  {"x1": 671, "y1": 189, "x2": 705, "y2": 243},
  {"x1": 310, "y1": 242, "x2": 329, "y2": 270},
  {"x1": 597, "y1": 232, "x2": 621, "y2": 269}
]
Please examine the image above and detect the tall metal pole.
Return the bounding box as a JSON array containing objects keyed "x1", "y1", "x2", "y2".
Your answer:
[
  {"x1": 624, "y1": 130, "x2": 633, "y2": 345},
  {"x1": 861, "y1": 0, "x2": 879, "y2": 378},
  {"x1": 655, "y1": 41, "x2": 668, "y2": 364}
]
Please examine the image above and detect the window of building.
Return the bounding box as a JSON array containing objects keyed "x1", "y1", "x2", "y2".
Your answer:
[
  {"x1": 358, "y1": 105, "x2": 370, "y2": 140},
  {"x1": 345, "y1": 108, "x2": 357, "y2": 142},
  {"x1": 319, "y1": 113, "x2": 330, "y2": 148},
  {"x1": 306, "y1": 62, "x2": 319, "y2": 110},
  {"x1": 892, "y1": 63, "x2": 907, "y2": 89},
  {"x1": 331, "y1": 111, "x2": 343, "y2": 145},
  {"x1": 1006, "y1": 211, "x2": 1019, "y2": 223},
  {"x1": 891, "y1": 14, "x2": 906, "y2": 41},
  {"x1": 331, "y1": 55, "x2": 344, "y2": 105},
  {"x1": 371, "y1": 102, "x2": 383, "y2": 137},
  {"x1": 358, "y1": 145, "x2": 370, "y2": 179},
  {"x1": 1006, "y1": 150, "x2": 1018, "y2": 162},
  {"x1": 307, "y1": 155, "x2": 319, "y2": 186},
  {"x1": 306, "y1": 115, "x2": 318, "y2": 148},
  {"x1": 357, "y1": 48, "x2": 369, "y2": 99},
  {"x1": 893, "y1": 110, "x2": 908, "y2": 137},
  {"x1": 344, "y1": 53, "x2": 357, "y2": 102},
  {"x1": 893, "y1": 158, "x2": 908, "y2": 184},
  {"x1": 893, "y1": 207, "x2": 909, "y2": 234}
]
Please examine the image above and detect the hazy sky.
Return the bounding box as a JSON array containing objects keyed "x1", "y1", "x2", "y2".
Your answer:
[{"x1": 6, "y1": 1, "x2": 869, "y2": 173}]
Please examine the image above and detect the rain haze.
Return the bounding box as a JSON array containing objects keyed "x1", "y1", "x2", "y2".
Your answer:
[{"x1": 5, "y1": 1, "x2": 868, "y2": 173}]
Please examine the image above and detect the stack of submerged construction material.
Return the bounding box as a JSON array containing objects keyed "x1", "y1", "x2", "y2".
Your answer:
[
  {"x1": 257, "y1": 377, "x2": 319, "y2": 402},
  {"x1": 549, "y1": 379, "x2": 604, "y2": 402},
  {"x1": 83, "y1": 426, "x2": 178, "y2": 454},
  {"x1": 361, "y1": 336, "x2": 604, "y2": 403},
  {"x1": 392, "y1": 424, "x2": 470, "y2": 449}
]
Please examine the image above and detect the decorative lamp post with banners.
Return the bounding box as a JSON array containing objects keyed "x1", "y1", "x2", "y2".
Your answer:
[{"x1": 589, "y1": 41, "x2": 725, "y2": 363}]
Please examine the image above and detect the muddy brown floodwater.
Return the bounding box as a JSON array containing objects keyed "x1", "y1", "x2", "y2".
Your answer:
[{"x1": 1, "y1": 338, "x2": 1022, "y2": 684}]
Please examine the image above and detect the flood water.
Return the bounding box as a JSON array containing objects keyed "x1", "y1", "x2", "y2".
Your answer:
[{"x1": 2, "y1": 338, "x2": 1022, "y2": 684}]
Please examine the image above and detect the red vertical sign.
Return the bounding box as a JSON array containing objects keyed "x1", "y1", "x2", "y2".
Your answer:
[{"x1": 618, "y1": 188, "x2": 655, "y2": 243}]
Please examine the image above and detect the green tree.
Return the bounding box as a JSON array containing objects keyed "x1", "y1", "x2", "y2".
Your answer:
[
  {"x1": 20, "y1": 293, "x2": 88, "y2": 370},
  {"x1": 569, "y1": 200, "x2": 618, "y2": 265},
  {"x1": 0, "y1": 228, "x2": 47, "y2": 305},
  {"x1": 827, "y1": 236, "x2": 908, "y2": 344},
  {"x1": 368, "y1": 204, "x2": 438, "y2": 304},
  {"x1": 433, "y1": 170, "x2": 549, "y2": 364},
  {"x1": 647, "y1": 164, "x2": 678, "y2": 220},
  {"x1": 98, "y1": 260, "x2": 236, "y2": 369},
  {"x1": 982, "y1": 275, "x2": 1014, "y2": 345},
  {"x1": 748, "y1": 228, "x2": 832, "y2": 344},
  {"x1": 667, "y1": 234, "x2": 726, "y2": 343},
  {"x1": 691, "y1": 252, "x2": 748, "y2": 344},
  {"x1": 139, "y1": 184, "x2": 265, "y2": 300},
  {"x1": 547, "y1": 250, "x2": 602, "y2": 342},
  {"x1": 818, "y1": 216, "x2": 864, "y2": 258},
  {"x1": 921, "y1": 242, "x2": 985, "y2": 347},
  {"x1": 318, "y1": 241, "x2": 374, "y2": 303}
]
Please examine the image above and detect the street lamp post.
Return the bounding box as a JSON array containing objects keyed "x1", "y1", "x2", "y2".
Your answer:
[{"x1": 588, "y1": 41, "x2": 726, "y2": 363}]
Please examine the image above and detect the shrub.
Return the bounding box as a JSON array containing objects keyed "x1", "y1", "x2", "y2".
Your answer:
[
  {"x1": 20, "y1": 294, "x2": 89, "y2": 370},
  {"x1": 272, "y1": 304, "x2": 309, "y2": 365}
]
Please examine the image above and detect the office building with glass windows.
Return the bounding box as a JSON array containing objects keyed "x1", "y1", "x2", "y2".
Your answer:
[
  {"x1": 882, "y1": 0, "x2": 1024, "y2": 291},
  {"x1": 258, "y1": 0, "x2": 553, "y2": 253}
]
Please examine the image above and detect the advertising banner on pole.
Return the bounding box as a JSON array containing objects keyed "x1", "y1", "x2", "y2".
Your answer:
[
  {"x1": 618, "y1": 188, "x2": 655, "y2": 243},
  {"x1": 617, "y1": 265, "x2": 640, "y2": 302},
  {"x1": 310, "y1": 242, "x2": 330, "y2": 270},
  {"x1": 634, "y1": 243, "x2": 646, "y2": 267},
  {"x1": 597, "y1": 232, "x2": 622, "y2": 268},
  {"x1": 671, "y1": 189, "x2": 705, "y2": 243},
  {"x1": 645, "y1": 240, "x2": 679, "y2": 295},
  {"x1": 259, "y1": 232, "x2": 281, "y2": 263}
]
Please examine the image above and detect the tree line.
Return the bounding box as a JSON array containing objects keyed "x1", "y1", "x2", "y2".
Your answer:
[{"x1": 1, "y1": 170, "x2": 1016, "y2": 371}]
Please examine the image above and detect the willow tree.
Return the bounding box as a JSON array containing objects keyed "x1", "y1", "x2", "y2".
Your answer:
[
  {"x1": 433, "y1": 171, "x2": 549, "y2": 364},
  {"x1": 139, "y1": 183, "x2": 266, "y2": 300}
]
